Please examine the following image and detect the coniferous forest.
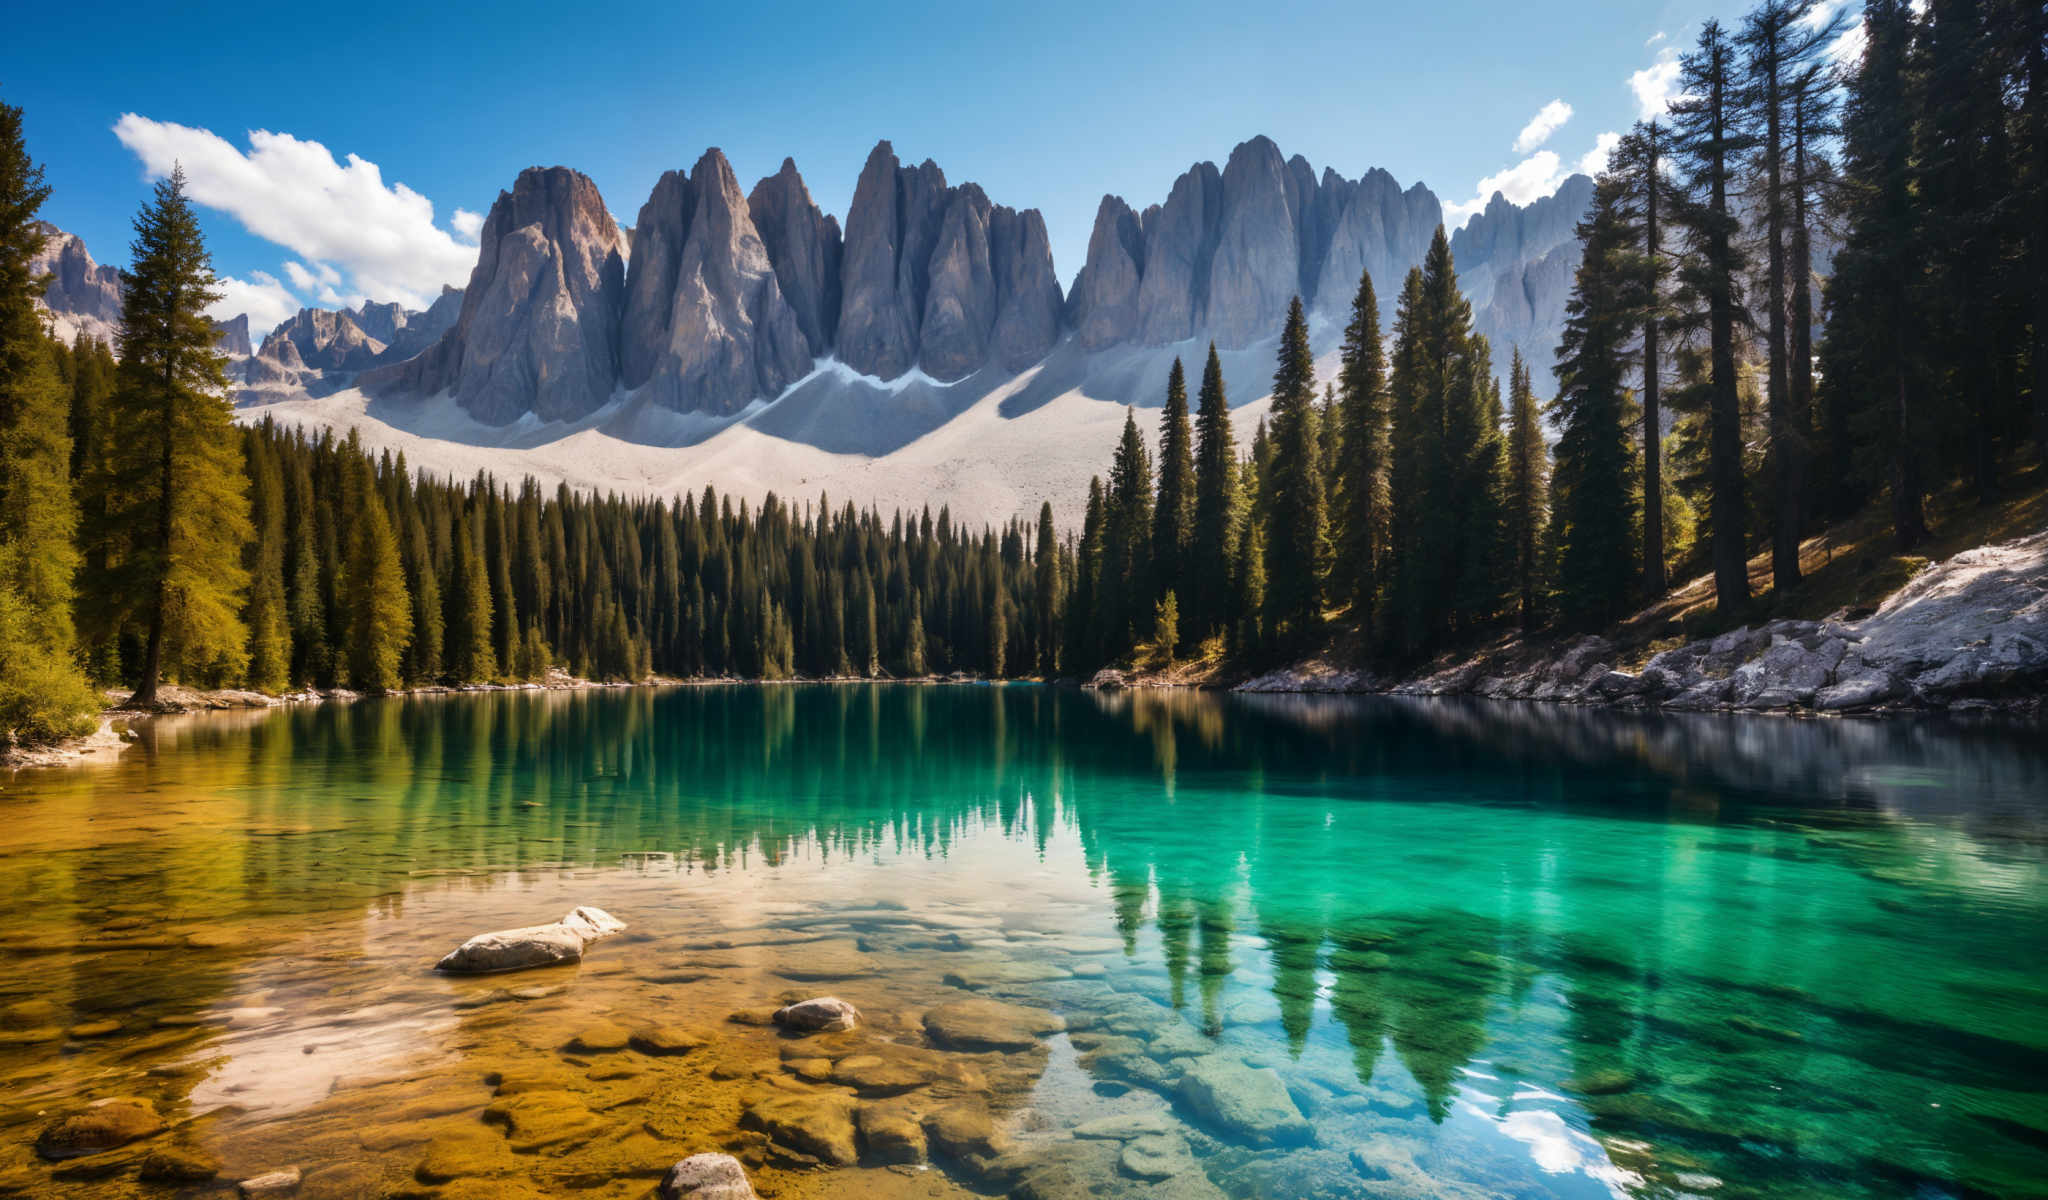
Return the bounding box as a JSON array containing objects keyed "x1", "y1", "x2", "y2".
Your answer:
[
  {"x1": 0, "y1": 0, "x2": 2042, "y2": 746},
  {"x1": 1066, "y1": 0, "x2": 2044, "y2": 673}
]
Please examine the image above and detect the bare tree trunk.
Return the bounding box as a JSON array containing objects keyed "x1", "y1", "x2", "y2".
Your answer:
[{"x1": 1642, "y1": 121, "x2": 1667, "y2": 600}]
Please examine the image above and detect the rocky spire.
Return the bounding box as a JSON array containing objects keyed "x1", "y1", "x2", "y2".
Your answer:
[
  {"x1": 835, "y1": 140, "x2": 1061, "y2": 381},
  {"x1": 378, "y1": 166, "x2": 627, "y2": 424},
  {"x1": 620, "y1": 148, "x2": 811, "y2": 414},
  {"x1": 747, "y1": 158, "x2": 842, "y2": 357}
]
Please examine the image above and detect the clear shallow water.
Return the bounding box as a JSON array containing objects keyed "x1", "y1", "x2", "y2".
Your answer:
[{"x1": 0, "y1": 685, "x2": 2043, "y2": 1200}]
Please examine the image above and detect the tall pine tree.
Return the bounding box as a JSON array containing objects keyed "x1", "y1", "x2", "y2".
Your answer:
[
  {"x1": 1261, "y1": 297, "x2": 1327, "y2": 644},
  {"x1": 1188, "y1": 345, "x2": 1237, "y2": 645},
  {"x1": 90, "y1": 168, "x2": 251, "y2": 702},
  {"x1": 1334, "y1": 269, "x2": 1391, "y2": 633}
]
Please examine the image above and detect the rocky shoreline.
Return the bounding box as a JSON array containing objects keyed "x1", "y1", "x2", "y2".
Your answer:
[{"x1": 1209, "y1": 530, "x2": 2047, "y2": 718}]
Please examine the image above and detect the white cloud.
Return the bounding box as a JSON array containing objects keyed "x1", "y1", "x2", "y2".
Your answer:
[
  {"x1": 452, "y1": 208, "x2": 485, "y2": 240},
  {"x1": 1444, "y1": 151, "x2": 1564, "y2": 227},
  {"x1": 210, "y1": 270, "x2": 298, "y2": 334},
  {"x1": 1631, "y1": 47, "x2": 1684, "y2": 120},
  {"x1": 1646, "y1": 30, "x2": 1667, "y2": 46},
  {"x1": 1513, "y1": 100, "x2": 1574, "y2": 154},
  {"x1": 1577, "y1": 131, "x2": 1622, "y2": 177},
  {"x1": 112, "y1": 114, "x2": 479, "y2": 324}
]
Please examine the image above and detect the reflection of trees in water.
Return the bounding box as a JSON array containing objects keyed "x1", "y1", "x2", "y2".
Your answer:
[{"x1": 16, "y1": 684, "x2": 2043, "y2": 1196}]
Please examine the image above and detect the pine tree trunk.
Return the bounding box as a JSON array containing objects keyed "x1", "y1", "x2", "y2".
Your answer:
[
  {"x1": 1764, "y1": 53, "x2": 1801, "y2": 595},
  {"x1": 1642, "y1": 124, "x2": 1667, "y2": 599},
  {"x1": 133, "y1": 357, "x2": 178, "y2": 706},
  {"x1": 1790, "y1": 105, "x2": 1817, "y2": 537},
  {"x1": 1708, "y1": 73, "x2": 1751, "y2": 617}
]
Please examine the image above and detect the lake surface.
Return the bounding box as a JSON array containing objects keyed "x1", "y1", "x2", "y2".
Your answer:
[{"x1": 0, "y1": 685, "x2": 2043, "y2": 1200}]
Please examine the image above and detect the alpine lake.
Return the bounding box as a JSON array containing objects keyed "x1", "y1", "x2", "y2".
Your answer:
[{"x1": 0, "y1": 684, "x2": 2042, "y2": 1200}]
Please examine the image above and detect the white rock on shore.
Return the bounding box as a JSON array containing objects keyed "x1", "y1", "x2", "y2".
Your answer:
[
  {"x1": 435, "y1": 906, "x2": 626, "y2": 974},
  {"x1": 1238, "y1": 529, "x2": 2048, "y2": 714}
]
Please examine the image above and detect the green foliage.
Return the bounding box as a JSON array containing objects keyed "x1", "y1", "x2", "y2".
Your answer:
[
  {"x1": 1551, "y1": 177, "x2": 1644, "y2": 631},
  {"x1": 87, "y1": 168, "x2": 251, "y2": 699},
  {"x1": 345, "y1": 469, "x2": 412, "y2": 692},
  {"x1": 1262, "y1": 297, "x2": 1328, "y2": 645},
  {"x1": 1384, "y1": 234, "x2": 1508, "y2": 657},
  {"x1": 1503, "y1": 351, "x2": 1550, "y2": 630},
  {"x1": 241, "y1": 435, "x2": 291, "y2": 693},
  {"x1": 1188, "y1": 345, "x2": 1238, "y2": 645},
  {"x1": 1333, "y1": 269, "x2": 1391, "y2": 632},
  {"x1": 1151, "y1": 591, "x2": 1180, "y2": 668},
  {"x1": 1152, "y1": 358, "x2": 1195, "y2": 626},
  {"x1": 0, "y1": 93, "x2": 94, "y2": 740}
]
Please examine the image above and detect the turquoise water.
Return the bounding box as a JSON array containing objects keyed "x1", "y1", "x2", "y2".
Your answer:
[{"x1": 0, "y1": 685, "x2": 2043, "y2": 1199}]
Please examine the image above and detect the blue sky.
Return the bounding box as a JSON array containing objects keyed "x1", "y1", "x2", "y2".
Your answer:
[{"x1": 8, "y1": 0, "x2": 1848, "y2": 331}]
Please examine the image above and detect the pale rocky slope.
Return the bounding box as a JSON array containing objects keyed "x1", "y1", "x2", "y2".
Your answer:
[{"x1": 1239, "y1": 530, "x2": 2048, "y2": 714}]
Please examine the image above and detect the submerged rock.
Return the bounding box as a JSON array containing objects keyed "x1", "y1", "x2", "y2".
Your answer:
[
  {"x1": 435, "y1": 905, "x2": 625, "y2": 973},
  {"x1": 772, "y1": 995, "x2": 860, "y2": 1033},
  {"x1": 139, "y1": 1146, "x2": 220, "y2": 1183},
  {"x1": 659, "y1": 1153, "x2": 759, "y2": 1200},
  {"x1": 740, "y1": 1091, "x2": 858, "y2": 1165},
  {"x1": 922, "y1": 997, "x2": 1064, "y2": 1051},
  {"x1": 1176, "y1": 1056, "x2": 1313, "y2": 1146},
  {"x1": 237, "y1": 1167, "x2": 302, "y2": 1198},
  {"x1": 35, "y1": 1099, "x2": 164, "y2": 1160}
]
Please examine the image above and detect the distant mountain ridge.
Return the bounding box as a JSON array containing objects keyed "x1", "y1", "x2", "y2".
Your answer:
[{"x1": 30, "y1": 138, "x2": 1593, "y2": 524}]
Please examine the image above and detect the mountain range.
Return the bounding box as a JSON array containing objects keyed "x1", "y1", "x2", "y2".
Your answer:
[{"x1": 34, "y1": 137, "x2": 1592, "y2": 525}]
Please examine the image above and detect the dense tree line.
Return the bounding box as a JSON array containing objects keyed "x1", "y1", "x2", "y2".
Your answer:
[
  {"x1": 0, "y1": 0, "x2": 2040, "y2": 742},
  {"x1": 1070, "y1": 0, "x2": 2043, "y2": 670},
  {"x1": 0, "y1": 96, "x2": 1057, "y2": 743}
]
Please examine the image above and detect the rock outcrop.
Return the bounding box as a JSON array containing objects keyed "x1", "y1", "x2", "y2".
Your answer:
[
  {"x1": 835, "y1": 141, "x2": 1061, "y2": 382},
  {"x1": 621, "y1": 148, "x2": 813, "y2": 415},
  {"x1": 659, "y1": 1154, "x2": 758, "y2": 1200},
  {"x1": 29, "y1": 222, "x2": 123, "y2": 346},
  {"x1": 262, "y1": 307, "x2": 386, "y2": 373},
  {"x1": 1451, "y1": 174, "x2": 1594, "y2": 391},
  {"x1": 1249, "y1": 529, "x2": 2048, "y2": 715},
  {"x1": 435, "y1": 904, "x2": 626, "y2": 973},
  {"x1": 377, "y1": 167, "x2": 627, "y2": 424},
  {"x1": 746, "y1": 159, "x2": 842, "y2": 357},
  {"x1": 213, "y1": 314, "x2": 252, "y2": 358},
  {"x1": 1065, "y1": 137, "x2": 1446, "y2": 352}
]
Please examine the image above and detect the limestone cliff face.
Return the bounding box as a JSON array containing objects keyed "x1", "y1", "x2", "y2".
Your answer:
[
  {"x1": 379, "y1": 166, "x2": 627, "y2": 424},
  {"x1": 747, "y1": 158, "x2": 842, "y2": 359},
  {"x1": 836, "y1": 141, "x2": 1063, "y2": 382},
  {"x1": 29, "y1": 222, "x2": 123, "y2": 346},
  {"x1": 1064, "y1": 138, "x2": 1447, "y2": 353},
  {"x1": 621, "y1": 149, "x2": 812, "y2": 415}
]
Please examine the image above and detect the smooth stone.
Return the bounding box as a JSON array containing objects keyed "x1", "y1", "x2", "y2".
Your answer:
[
  {"x1": 238, "y1": 1168, "x2": 302, "y2": 1198},
  {"x1": 858, "y1": 1098, "x2": 929, "y2": 1164},
  {"x1": 941, "y1": 962, "x2": 1073, "y2": 989},
  {"x1": 139, "y1": 1147, "x2": 220, "y2": 1183},
  {"x1": 659, "y1": 1153, "x2": 759, "y2": 1199},
  {"x1": 1120, "y1": 1132, "x2": 1197, "y2": 1181},
  {"x1": 740, "y1": 1091, "x2": 858, "y2": 1165},
  {"x1": 435, "y1": 905, "x2": 625, "y2": 973},
  {"x1": 1075, "y1": 1112, "x2": 1178, "y2": 1140},
  {"x1": 629, "y1": 1026, "x2": 707, "y2": 1056},
  {"x1": 1176, "y1": 1056, "x2": 1313, "y2": 1146},
  {"x1": 66, "y1": 1020, "x2": 121, "y2": 1038},
  {"x1": 566, "y1": 1020, "x2": 631, "y2": 1053},
  {"x1": 35, "y1": 1099, "x2": 164, "y2": 1160},
  {"x1": 415, "y1": 1131, "x2": 510, "y2": 1183},
  {"x1": 773, "y1": 996, "x2": 860, "y2": 1033},
  {"x1": 923, "y1": 1101, "x2": 1007, "y2": 1168},
  {"x1": 923, "y1": 997, "x2": 1064, "y2": 1051}
]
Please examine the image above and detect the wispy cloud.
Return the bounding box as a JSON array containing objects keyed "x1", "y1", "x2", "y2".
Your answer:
[
  {"x1": 1513, "y1": 100, "x2": 1575, "y2": 154},
  {"x1": 112, "y1": 114, "x2": 481, "y2": 329}
]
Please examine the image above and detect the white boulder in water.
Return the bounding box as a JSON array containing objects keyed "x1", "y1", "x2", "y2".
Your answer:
[{"x1": 435, "y1": 906, "x2": 626, "y2": 974}]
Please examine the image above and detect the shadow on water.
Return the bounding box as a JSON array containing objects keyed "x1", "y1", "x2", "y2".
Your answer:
[{"x1": 1, "y1": 684, "x2": 2043, "y2": 1198}]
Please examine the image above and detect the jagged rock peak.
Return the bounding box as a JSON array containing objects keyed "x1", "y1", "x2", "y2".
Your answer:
[
  {"x1": 621, "y1": 147, "x2": 812, "y2": 415},
  {"x1": 29, "y1": 221, "x2": 123, "y2": 346},
  {"x1": 833, "y1": 140, "x2": 1061, "y2": 382},
  {"x1": 261, "y1": 306, "x2": 386, "y2": 373},
  {"x1": 1067, "y1": 136, "x2": 1447, "y2": 352},
  {"x1": 747, "y1": 157, "x2": 842, "y2": 358},
  {"x1": 374, "y1": 166, "x2": 627, "y2": 424}
]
